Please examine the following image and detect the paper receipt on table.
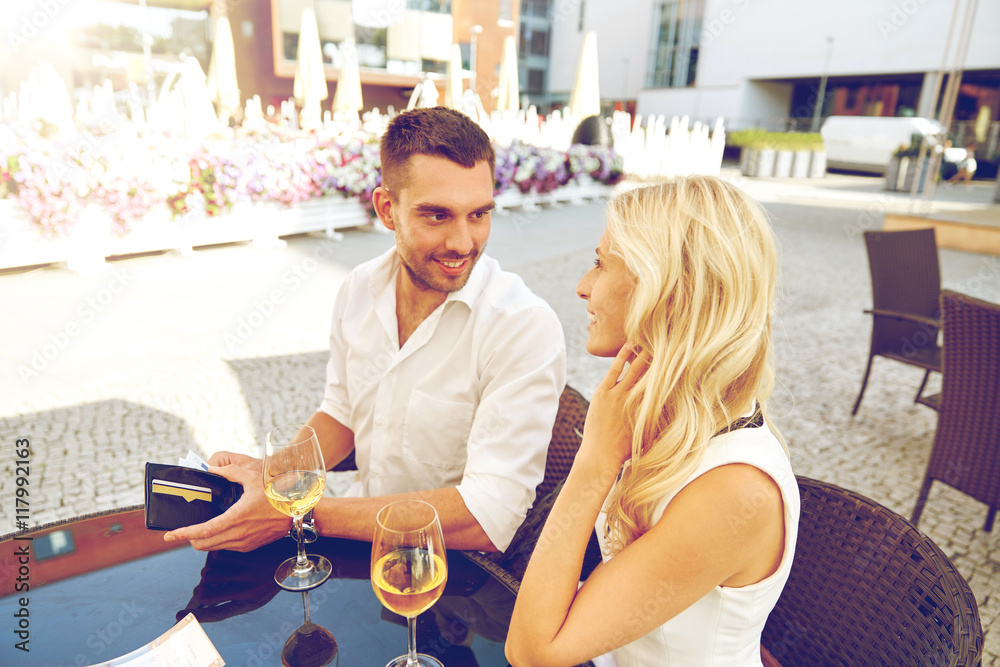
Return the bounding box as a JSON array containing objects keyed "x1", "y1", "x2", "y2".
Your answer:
[{"x1": 84, "y1": 613, "x2": 224, "y2": 666}]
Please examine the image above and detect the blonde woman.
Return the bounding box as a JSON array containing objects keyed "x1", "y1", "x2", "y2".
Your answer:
[{"x1": 506, "y1": 176, "x2": 799, "y2": 666}]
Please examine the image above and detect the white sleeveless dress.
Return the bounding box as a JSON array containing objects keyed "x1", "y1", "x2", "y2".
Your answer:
[{"x1": 593, "y1": 417, "x2": 799, "y2": 667}]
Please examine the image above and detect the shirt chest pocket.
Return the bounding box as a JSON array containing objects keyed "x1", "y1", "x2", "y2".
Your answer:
[{"x1": 402, "y1": 390, "x2": 475, "y2": 470}]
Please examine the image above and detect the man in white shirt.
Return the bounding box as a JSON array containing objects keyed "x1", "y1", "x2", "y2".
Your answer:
[{"x1": 166, "y1": 107, "x2": 566, "y2": 553}]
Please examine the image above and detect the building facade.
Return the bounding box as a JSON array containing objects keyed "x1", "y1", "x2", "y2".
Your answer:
[
  {"x1": 547, "y1": 0, "x2": 1000, "y2": 152},
  {"x1": 1, "y1": 0, "x2": 519, "y2": 117}
]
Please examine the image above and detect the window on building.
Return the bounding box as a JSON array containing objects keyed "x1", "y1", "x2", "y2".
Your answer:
[
  {"x1": 647, "y1": 0, "x2": 703, "y2": 88},
  {"x1": 532, "y1": 28, "x2": 549, "y2": 56},
  {"x1": 521, "y1": 0, "x2": 550, "y2": 18},
  {"x1": 520, "y1": 24, "x2": 550, "y2": 58},
  {"x1": 72, "y1": 2, "x2": 210, "y2": 59},
  {"x1": 527, "y1": 68, "x2": 545, "y2": 94},
  {"x1": 407, "y1": 0, "x2": 452, "y2": 12},
  {"x1": 499, "y1": 0, "x2": 514, "y2": 22}
]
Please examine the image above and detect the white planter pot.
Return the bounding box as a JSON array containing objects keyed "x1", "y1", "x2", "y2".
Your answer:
[
  {"x1": 773, "y1": 151, "x2": 794, "y2": 178},
  {"x1": 752, "y1": 149, "x2": 775, "y2": 178},
  {"x1": 884, "y1": 158, "x2": 902, "y2": 191},
  {"x1": 791, "y1": 150, "x2": 811, "y2": 178},
  {"x1": 884, "y1": 157, "x2": 926, "y2": 193},
  {"x1": 739, "y1": 148, "x2": 755, "y2": 176},
  {"x1": 808, "y1": 150, "x2": 827, "y2": 178}
]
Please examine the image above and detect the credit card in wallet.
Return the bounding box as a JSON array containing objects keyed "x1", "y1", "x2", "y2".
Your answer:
[{"x1": 152, "y1": 479, "x2": 213, "y2": 503}]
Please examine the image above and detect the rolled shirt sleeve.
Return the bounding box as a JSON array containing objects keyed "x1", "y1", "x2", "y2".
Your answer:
[{"x1": 456, "y1": 305, "x2": 566, "y2": 551}]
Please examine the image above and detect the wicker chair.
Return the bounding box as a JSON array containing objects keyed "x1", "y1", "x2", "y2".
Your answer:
[
  {"x1": 911, "y1": 290, "x2": 1000, "y2": 532},
  {"x1": 535, "y1": 384, "x2": 590, "y2": 501},
  {"x1": 468, "y1": 384, "x2": 602, "y2": 579},
  {"x1": 762, "y1": 476, "x2": 983, "y2": 667},
  {"x1": 852, "y1": 228, "x2": 942, "y2": 415}
]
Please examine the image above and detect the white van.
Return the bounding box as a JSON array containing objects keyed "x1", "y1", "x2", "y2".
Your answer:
[{"x1": 820, "y1": 116, "x2": 965, "y2": 174}]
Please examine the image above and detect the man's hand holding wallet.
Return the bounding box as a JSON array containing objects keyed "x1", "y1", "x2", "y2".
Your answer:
[
  {"x1": 154, "y1": 450, "x2": 296, "y2": 552},
  {"x1": 145, "y1": 451, "x2": 244, "y2": 531}
]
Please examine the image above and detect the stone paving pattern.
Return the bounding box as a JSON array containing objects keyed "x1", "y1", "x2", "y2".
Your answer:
[{"x1": 1, "y1": 170, "x2": 998, "y2": 664}]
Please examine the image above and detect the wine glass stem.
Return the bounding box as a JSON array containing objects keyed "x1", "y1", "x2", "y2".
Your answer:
[
  {"x1": 293, "y1": 515, "x2": 309, "y2": 569},
  {"x1": 406, "y1": 615, "x2": 421, "y2": 666}
]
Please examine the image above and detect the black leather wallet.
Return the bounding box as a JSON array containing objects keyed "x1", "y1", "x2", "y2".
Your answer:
[{"x1": 144, "y1": 463, "x2": 243, "y2": 531}]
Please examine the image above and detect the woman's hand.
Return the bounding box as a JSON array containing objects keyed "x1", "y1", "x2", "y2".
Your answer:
[{"x1": 580, "y1": 343, "x2": 651, "y2": 469}]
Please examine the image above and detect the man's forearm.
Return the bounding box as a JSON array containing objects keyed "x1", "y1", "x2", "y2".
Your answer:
[
  {"x1": 305, "y1": 411, "x2": 355, "y2": 470},
  {"x1": 312, "y1": 486, "x2": 497, "y2": 551}
]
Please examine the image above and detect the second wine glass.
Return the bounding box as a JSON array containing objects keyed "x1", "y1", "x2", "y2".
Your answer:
[
  {"x1": 264, "y1": 424, "x2": 331, "y2": 591},
  {"x1": 371, "y1": 500, "x2": 448, "y2": 667}
]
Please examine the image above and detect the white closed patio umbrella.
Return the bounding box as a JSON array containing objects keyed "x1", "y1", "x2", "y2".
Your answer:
[
  {"x1": 331, "y1": 38, "x2": 364, "y2": 120},
  {"x1": 495, "y1": 35, "x2": 519, "y2": 113},
  {"x1": 206, "y1": 15, "x2": 240, "y2": 125},
  {"x1": 293, "y1": 8, "x2": 328, "y2": 130},
  {"x1": 406, "y1": 75, "x2": 439, "y2": 110},
  {"x1": 568, "y1": 31, "x2": 601, "y2": 120},
  {"x1": 179, "y1": 56, "x2": 219, "y2": 142},
  {"x1": 443, "y1": 43, "x2": 464, "y2": 110}
]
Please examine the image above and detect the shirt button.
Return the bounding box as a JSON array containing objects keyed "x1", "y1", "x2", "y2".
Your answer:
[
  {"x1": 371, "y1": 466, "x2": 381, "y2": 476},
  {"x1": 374, "y1": 417, "x2": 387, "y2": 428}
]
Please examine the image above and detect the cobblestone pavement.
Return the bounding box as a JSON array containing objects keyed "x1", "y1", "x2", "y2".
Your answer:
[{"x1": 1, "y1": 170, "x2": 998, "y2": 664}]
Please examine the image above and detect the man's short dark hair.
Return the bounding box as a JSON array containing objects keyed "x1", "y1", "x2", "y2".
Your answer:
[{"x1": 379, "y1": 107, "x2": 495, "y2": 195}]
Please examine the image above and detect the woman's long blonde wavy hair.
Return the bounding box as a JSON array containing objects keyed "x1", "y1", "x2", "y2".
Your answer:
[{"x1": 602, "y1": 175, "x2": 782, "y2": 554}]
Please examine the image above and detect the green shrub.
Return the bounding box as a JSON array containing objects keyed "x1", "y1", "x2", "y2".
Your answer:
[{"x1": 727, "y1": 130, "x2": 824, "y2": 151}]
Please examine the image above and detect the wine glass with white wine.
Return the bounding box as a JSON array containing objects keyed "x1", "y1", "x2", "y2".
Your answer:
[
  {"x1": 264, "y1": 424, "x2": 331, "y2": 591},
  {"x1": 371, "y1": 500, "x2": 448, "y2": 667}
]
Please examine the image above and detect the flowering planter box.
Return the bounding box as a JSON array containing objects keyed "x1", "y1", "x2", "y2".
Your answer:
[
  {"x1": 0, "y1": 195, "x2": 373, "y2": 272},
  {"x1": 494, "y1": 178, "x2": 612, "y2": 214},
  {"x1": 549, "y1": 176, "x2": 612, "y2": 204}
]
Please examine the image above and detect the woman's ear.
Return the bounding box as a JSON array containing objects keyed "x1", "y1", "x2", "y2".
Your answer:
[{"x1": 372, "y1": 187, "x2": 395, "y2": 231}]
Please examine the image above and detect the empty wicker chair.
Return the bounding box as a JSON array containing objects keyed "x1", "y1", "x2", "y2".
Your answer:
[
  {"x1": 911, "y1": 290, "x2": 1000, "y2": 532},
  {"x1": 852, "y1": 228, "x2": 942, "y2": 415},
  {"x1": 762, "y1": 476, "x2": 983, "y2": 666}
]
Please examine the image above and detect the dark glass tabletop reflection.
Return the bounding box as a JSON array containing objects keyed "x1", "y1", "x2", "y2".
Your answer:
[{"x1": 0, "y1": 514, "x2": 515, "y2": 667}]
